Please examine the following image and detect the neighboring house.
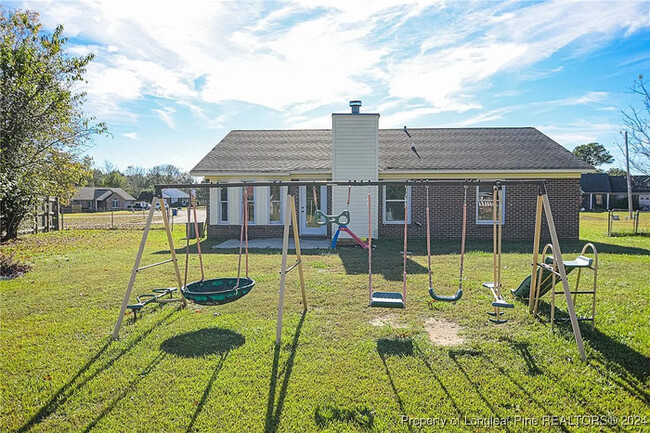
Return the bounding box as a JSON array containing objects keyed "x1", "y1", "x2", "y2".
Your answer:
[
  {"x1": 581, "y1": 174, "x2": 650, "y2": 210},
  {"x1": 65, "y1": 187, "x2": 136, "y2": 212},
  {"x1": 190, "y1": 101, "x2": 594, "y2": 240},
  {"x1": 162, "y1": 188, "x2": 190, "y2": 207}
]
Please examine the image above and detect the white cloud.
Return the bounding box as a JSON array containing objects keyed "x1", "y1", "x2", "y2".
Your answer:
[
  {"x1": 122, "y1": 132, "x2": 138, "y2": 140},
  {"x1": 153, "y1": 107, "x2": 177, "y2": 130},
  {"x1": 23, "y1": 0, "x2": 650, "y2": 127},
  {"x1": 455, "y1": 92, "x2": 612, "y2": 127}
]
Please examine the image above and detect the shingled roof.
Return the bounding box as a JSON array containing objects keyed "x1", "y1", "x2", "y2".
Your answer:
[
  {"x1": 73, "y1": 187, "x2": 136, "y2": 201},
  {"x1": 191, "y1": 127, "x2": 593, "y2": 175},
  {"x1": 581, "y1": 174, "x2": 650, "y2": 193}
]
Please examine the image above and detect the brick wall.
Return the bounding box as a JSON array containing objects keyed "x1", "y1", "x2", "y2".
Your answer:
[
  {"x1": 378, "y1": 179, "x2": 580, "y2": 240},
  {"x1": 207, "y1": 179, "x2": 581, "y2": 240},
  {"x1": 207, "y1": 185, "x2": 333, "y2": 239}
]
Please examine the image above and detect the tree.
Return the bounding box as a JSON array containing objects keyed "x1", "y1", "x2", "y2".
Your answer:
[
  {"x1": 621, "y1": 75, "x2": 650, "y2": 174},
  {"x1": 606, "y1": 167, "x2": 627, "y2": 176},
  {"x1": 0, "y1": 9, "x2": 107, "y2": 241},
  {"x1": 572, "y1": 142, "x2": 614, "y2": 168},
  {"x1": 124, "y1": 165, "x2": 148, "y2": 198},
  {"x1": 99, "y1": 170, "x2": 129, "y2": 190}
]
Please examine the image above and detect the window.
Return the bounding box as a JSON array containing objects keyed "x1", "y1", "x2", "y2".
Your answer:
[
  {"x1": 595, "y1": 195, "x2": 603, "y2": 206},
  {"x1": 383, "y1": 185, "x2": 411, "y2": 224},
  {"x1": 242, "y1": 186, "x2": 255, "y2": 224},
  {"x1": 218, "y1": 188, "x2": 228, "y2": 223},
  {"x1": 476, "y1": 185, "x2": 505, "y2": 225},
  {"x1": 112, "y1": 198, "x2": 119, "y2": 209},
  {"x1": 269, "y1": 186, "x2": 282, "y2": 224}
]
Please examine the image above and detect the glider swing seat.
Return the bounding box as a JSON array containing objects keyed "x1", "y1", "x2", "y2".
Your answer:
[
  {"x1": 482, "y1": 184, "x2": 514, "y2": 323},
  {"x1": 313, "y1": 186, "x2": 368, "y2": 249},
  {"x1": 368, "y1": 192, "x2": 407, "y2": 308},
  {"x1": 426, "y1": 186, "x2": 464, "y2": 303},
  {"x1": 181, "y1": 188, "x2": 256, "y2": 306}
]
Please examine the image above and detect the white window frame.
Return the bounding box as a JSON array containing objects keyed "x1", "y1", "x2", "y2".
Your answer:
[
  {"x1": 268, "y1": 185, "x2": 284, "y2": 225},
  {"x1": 217, "y1": 187, "x2": 228, "y2": 224},
  {"x1": 112, "y1": 198, "x2": 119, "y2": 209},
  {"x1": 382, "y1": 185, "x2": 412, "y2": 224},
  {"x1": 476, "y1": 185, "x2": 506, "y2": 225},
  {"x1": 241, "y1": 187, "x2": 256, "y2": 225}
]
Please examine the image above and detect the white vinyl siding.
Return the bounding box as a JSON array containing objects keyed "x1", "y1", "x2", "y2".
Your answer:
[{"x1": 332, "y1": 114, "x2": 379, "y2": 238}]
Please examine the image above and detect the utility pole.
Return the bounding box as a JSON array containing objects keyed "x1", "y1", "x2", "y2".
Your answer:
[{"x1": 624, "y1": 131, "x2": 634, "y2": 219}]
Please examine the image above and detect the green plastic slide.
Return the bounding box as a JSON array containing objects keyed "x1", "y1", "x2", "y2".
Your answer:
[{"x1": 512, "y1": 255, "x2": 593, "y2": 299}]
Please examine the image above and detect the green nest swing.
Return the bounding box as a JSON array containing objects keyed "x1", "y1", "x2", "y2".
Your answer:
[
  {"x1": 181, "y1": 188, "x2": 255, "y2": 307},
  {"x1": 182, "y1": 277, "x2": 255, "y2": 306}
]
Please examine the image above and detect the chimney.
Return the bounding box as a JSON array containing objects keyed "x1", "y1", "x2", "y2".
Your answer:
[
  {"x1": 332, "y1": 100, "x2": 379, "y2": 239},
  {"x1": 349, "y1": 100, "x2": 362, "y2": 114}
]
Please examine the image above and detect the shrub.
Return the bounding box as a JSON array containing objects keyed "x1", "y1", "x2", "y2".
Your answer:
[{"x1": 0, "y1": 252, "x2": 31, "y2": 278}]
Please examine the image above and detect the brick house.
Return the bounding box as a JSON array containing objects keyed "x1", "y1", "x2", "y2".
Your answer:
[
  {"x1": 580, "y1": 173, "x2": 650, "y2": 210},
  {"x1": 66, "y1": 187, "x2": 136, "y2": 212},
  {"x1": 190, "y1": 102, "x2": 594, "y2": 240}
]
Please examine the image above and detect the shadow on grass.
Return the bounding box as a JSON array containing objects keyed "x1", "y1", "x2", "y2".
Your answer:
[
  {"x1": 17, "y1": 310, "x2": 179, "y2": 433},
  {"x1": 157, "y1": 236, "x2": 650, "y2": 260},
  {"x1": 82, "y1": 352, "x2": 167, "y2": 432},
  {"x1": 160, "y1": 328, "x2": 245, "y2": 358},
  {"x1": 264, "y1": 311, "x2": 306, "y2": 433},
  {"x1": 314, "y1": 404, "x2": 374, "y2": 430},
  {"x1": 449, "y1": 349, "x2": 515, "y2": 433},
  {"x1": 339, "y1": 248, "x2": 427, "y2": 281},
  {"x1": 534, "y1": 302, "x2": 649, "y2": 394},
  {"x1": 376, "y1": 338, "x2": 414, "y2": 431}
]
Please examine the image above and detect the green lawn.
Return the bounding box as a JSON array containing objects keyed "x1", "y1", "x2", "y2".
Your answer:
[{"x1": 1, "y1": 214, "x2": 648, "y2": 432}]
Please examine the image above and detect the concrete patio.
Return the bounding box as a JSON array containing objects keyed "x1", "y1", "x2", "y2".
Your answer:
[{"x1": 211, "y1": 238, "x2": 331, "y2": 250}]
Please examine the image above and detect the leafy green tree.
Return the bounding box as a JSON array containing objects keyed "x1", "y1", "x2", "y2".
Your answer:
[
  {"x1": 99, "y1": 170, "x2": 130, "y2": 190},
  {"x1": 606, "y1": 167, "x2": 627, "y2": 176},
  {"x1": 572, "y1": 142, "x2": 614, "y2": 167},
  {"x1": 0, "y1": 9, "x2": 107, "y2": 241}
]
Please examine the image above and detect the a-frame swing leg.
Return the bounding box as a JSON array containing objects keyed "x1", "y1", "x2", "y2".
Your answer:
[
  {"x1": 113, "y1": 199, "x2": 157, "y2": 340},
  {"x1": 541, "y1": 192, "x2": 587, "y2": 362},
  {"x1": 290, "y1": 196, "x2": 307, "y2": 311},
  {"x1": 529, "y1": 194, "x2": 543, "y2": 313},
  {"x1": 159, "y1": 197, "x2": 185, "y2": 304},
  {"x1": 276, "y1": 194, "x2": 307, "y2": 346},
  {"x1": 112, "y1": 197, "x2": 185, "y2": 340}
]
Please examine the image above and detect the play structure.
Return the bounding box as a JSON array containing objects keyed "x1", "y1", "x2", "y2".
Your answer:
[
  {"x1": 113, "y1": 179, "x2": 591, "y2": 361},
  {"x1": 314, "y1": 186, "x2": 369, "y2": 249},
  {"x1": 513, "y1": 242, "x2": 598, "y2": 330}
]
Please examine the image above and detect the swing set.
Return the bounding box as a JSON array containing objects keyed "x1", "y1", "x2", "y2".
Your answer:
[{"x1": 113, "y1": 179, "x2": 589, "y2": 361}]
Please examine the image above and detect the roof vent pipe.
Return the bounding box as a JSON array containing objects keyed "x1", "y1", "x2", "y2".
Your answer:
[{"x1": 349, "y1": 100, "x2": 362, "y2": 114}]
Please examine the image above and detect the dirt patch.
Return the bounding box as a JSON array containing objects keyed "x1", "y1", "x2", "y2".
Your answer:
[
  {"x1": 370, "y1": 315, "x2": 409, "y2": 329},
  {"x1": 425, "y1": 318, "x2": 464, "y2": 346}
]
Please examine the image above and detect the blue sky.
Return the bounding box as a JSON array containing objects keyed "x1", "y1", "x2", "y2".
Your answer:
[{"x1": 14, "y1": 0, "x2": 650, "y2": 173}]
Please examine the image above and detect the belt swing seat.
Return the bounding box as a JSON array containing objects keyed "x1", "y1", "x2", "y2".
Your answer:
[
  {"x1": 368, "y1": 192, "x2": 407, "y2": 308},
  {"x1": 181, "y1": 188, "x2": 255, "y2": 306},
  {"x1": 426, "y1": 186, "x2": 464, "y2": 303}
]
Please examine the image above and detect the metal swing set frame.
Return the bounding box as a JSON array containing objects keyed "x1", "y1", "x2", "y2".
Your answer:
[{"x1": 111, "y1": 178, "x2": 587, "y2": 361}]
